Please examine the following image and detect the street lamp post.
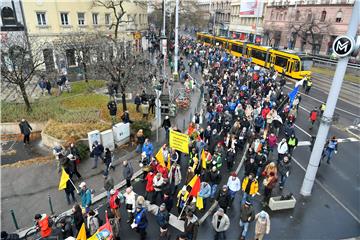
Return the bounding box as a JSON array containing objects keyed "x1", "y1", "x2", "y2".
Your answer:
[
  {"x1": 300, "y1": 0, "x2": 360, "y2": 196},
  {"x1": 173, "y1": 0, "x2": 179, "y2": 80}
]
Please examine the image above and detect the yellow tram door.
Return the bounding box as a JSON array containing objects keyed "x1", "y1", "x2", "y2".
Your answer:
[{"x1": 286, "y1": 59, "x2": 293, "y2": 77}]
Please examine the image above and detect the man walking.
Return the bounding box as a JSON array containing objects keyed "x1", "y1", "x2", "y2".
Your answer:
[
  {"x1": 239, "y1": 201, "x2": 255, "y2": 240},
  {"x1": 211, "y1": 208, "x2": 230, "y2": 240},
  {"x1": 91, "y1": 141, "x2": 104, "y2": 169},
  {"x1": 19, "y1": 119, "x2": 32, "y2": 145},
  {"x1": 123, "y1": 160, "x2": 134, "y2": 187}
]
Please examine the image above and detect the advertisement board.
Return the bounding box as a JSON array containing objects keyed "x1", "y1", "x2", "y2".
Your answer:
[
  {"x1": 239, "y1": 0, "x2": 264, "y2": 17},
  {"x1": 169, "y1": 129, "x2": 190, "y2": 154}
]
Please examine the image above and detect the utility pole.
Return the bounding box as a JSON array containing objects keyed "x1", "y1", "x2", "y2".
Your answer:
[
  {"x1": 173, "y1": 0, "x2": 179, "y2": 80},
  {"x1": 300, "y1": 0, "x2": 360, "y2": 196}
]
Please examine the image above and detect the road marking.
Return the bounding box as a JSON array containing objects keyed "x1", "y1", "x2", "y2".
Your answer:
[
  {"x1": 294, "y1": 123, "x2": 312, "y2": 137},
  {"x1": 345, "y1": 127, "x2": 360, "y2": 139},
  {"x1": 297, "y1": 138, "x2": 359, "y2": 147},
  {"x1": 284, "y1": 85, "x2": 359, "y2": 117},
  {"x1": 291, "y1": 156, "x2": 360, "y2": 224}
]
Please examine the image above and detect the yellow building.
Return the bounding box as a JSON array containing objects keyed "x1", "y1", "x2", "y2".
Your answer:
[{"x1": 21, "y1": 0, "x2": 148, "y2": 71}]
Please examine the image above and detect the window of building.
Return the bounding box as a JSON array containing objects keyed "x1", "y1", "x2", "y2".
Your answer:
[
  {"x1": 284, "y1": 12, "x2": 287, "y2": 20},
  {"x1": 92, "y1": 13, "x2": 98, "y2": 25},
  {"x1": 295, "y1": 10, "x2": 300, "y2": 21},
  {"x1": 335, "y1": 10, "x2": 342, "y2": 22},
  {"x1": 320, "y1": 10, "x2": 326, "y2": 22},
  {"x1": 60, "y1": 12, "x2": 69, "y2": 25},
  {"x1": 270, "y1": 10, "x2": 274, "y2": 19},
  {"x1": 105, "y1": 13, "x2": 111, "y2": 25},
  {"x1": 231, "y1": 44, "x2": 243, "y2": 54},
  {"x1": 78, "y1": 12, "x2": 85, "y2": 25},
  {"x1": 276, "y1": 12, "x2": 279, "y2": 20},
  {"x1": 36, "y1": 12, "x2": 46, "y2": 25},
  {"x1": 1, "y1": 7, "x2": 16, "y2": 25},
  {"x1": 307, "y1": 10, "x2": 312, "y2": 21},
  {"x1": 280, "y1": 13, "x2": 283, "y2": 20}
]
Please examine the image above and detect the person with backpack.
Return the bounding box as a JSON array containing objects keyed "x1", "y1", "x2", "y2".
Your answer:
[
  {"x1": 109, "y1": 188, "x2": 121, "y2": 222},
  {"x1": 309, "y1": 108, "x2": 318, "y2": 130},
  {"x1": 87, "y1": 210, "x2": 100, "y2": 236},
  {"x1": 79, "y1": 182, "x2": 92, "y2": 213},
  {"x1": 133, "y1": 205, "x2": 148, "y2": 240},
  {"x1": 19, "y1": 119, "x2": 32, "y2": 145}
]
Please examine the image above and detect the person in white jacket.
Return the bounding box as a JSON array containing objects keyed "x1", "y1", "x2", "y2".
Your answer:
[
  {"x1": 152, "y1": 173, "x2": 164, "y2": 204},
  {"x1": 124, "y1": 187, "x2": 136, "y2": 223},
  {"x1": 254, "y1": 210, "x2": 271, "y2": 240},
  {"x1": 212, "y1": 208, "x2": 230, "y2": 240},
  {"x1": 226, "y1": 172, "x2": 241, "y2": 205},
  {"x1": 277, "y1": 138, "x2": 288, "y2": 164}
]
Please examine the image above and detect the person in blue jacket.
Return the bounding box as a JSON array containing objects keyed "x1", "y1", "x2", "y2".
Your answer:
[
  {"x1": 142, "y1": 139, "x2": 154, "y2": 161},
  {"x1": 199, "y1": 181, "x2": 211, "y2": 210},
  {"x1": 134, "y1": 205, "x2": 148, "y2": 240}
]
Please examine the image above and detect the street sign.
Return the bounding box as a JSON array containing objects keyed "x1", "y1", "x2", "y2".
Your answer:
[{"x1": 332, "y1": 35, "x2": 355, "y2": 57}]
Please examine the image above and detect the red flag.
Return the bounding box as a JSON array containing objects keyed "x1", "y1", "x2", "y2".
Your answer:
[{"x1": 189, "y1": 176, "x2": 201, "y2": 197}]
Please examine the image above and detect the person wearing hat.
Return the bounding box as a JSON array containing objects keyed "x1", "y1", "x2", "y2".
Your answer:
[
  {"x1": 133, "y1": 204, "x2": 148, "y2": 240},
  {"x1": 109, "y1": 188, "x2": 121, "y2": 222},
  {"x1": 156, "y1": 203, "x2": 170, "y2": 228},
  {"x1": 254, "y1": 210, "x2": 271, "y2": 240},
  {"x1": 19, "y1": 119, "x2": 32, "y2": 145},
  {"x1": 216, "y1": 185, "x2": 231, "y2": 213},
  {"x1": 162, "y1": 116, "x2": 171, "y2": 140},
  {"x1": 226, "y1": 172, "x2": 241, "y2": 205},
  {"x1": 124, "y1": 187, "x2": 136, "y2": 223},
  {"x1": 34, "y1": 213, "x2": 52, "y2": 238},
  {"x1": 239, "y1": 201, "x2": 255, "y2": 240},
  {"x1": 177, "y1": 186, "x2": 190, "y2": 217},
  {"x1": 211, "y1": 208, "x2": 230, "y2": 240},
  {"x1": 79, "y1": 182, "x2": 92, "y2": 213}
]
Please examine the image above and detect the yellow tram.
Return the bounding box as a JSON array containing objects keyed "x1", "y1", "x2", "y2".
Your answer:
[{"x1": 196, "y1": 32, "x2": 312, "y2": 80}]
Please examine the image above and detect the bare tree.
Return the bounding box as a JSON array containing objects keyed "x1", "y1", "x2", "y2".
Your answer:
[
  {"x1": 53, "y1": 33, "x2": 98, "y2": 82},
  {"x1": 93, "y1": 36, "x2": 156, "y2": 110},
  {"x1": 288, "y1": 14, "x2": 332, "y2": 54},
  {"x1": 93, "y1": 0, "x2": 145, "y2": 40},
  {"x1": 1, "y1": 35, "x2": 46, "y2": 111},
  {"x1": 263, "y1": 22, "x2": 276, "y2": 46}
]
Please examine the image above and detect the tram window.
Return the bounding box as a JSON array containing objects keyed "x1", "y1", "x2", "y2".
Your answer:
[
  {"x1": 252, "y1": 49, "x2": 266, "y2": 61},
  {"x1": 275, "y1": 56, "x2": 288, "y2": 68},
  {"x1": 293, "y1": 61, "x2": 300, "y2": 72},
  {"x1": 231, "y1": 44, "x2": 243, "y2": 53}
]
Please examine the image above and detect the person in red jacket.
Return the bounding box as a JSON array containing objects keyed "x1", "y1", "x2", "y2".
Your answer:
[
  {"x1": 156, "y1": 164, "x2": 168, "y2": 179},
  {"x1": 145, "y1": 171, "x2": 155, "y2": 200},
  {"x1": 309, "y1": 108, "x2": 318, "y2": 130},
  {"x1": 109, "y1": 189, "x2": 121, "y2": 222},
  {"x1": 34, "y1": 214, "x2": 52, "y2": 238}
]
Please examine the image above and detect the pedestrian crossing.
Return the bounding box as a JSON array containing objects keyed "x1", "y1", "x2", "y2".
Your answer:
[{"x1": 297, "y1": 137, "x2": 359, "y2": 147}]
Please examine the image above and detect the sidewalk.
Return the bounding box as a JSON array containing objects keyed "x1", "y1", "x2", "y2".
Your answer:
[{"x1": 1, "y1": 80, "x2": 201, "y2": 233}]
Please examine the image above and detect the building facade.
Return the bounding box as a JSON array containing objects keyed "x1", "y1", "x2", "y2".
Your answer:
[
  {"x1": 197, "y1": 0, "x2": 211, "y2": 30},
  {"x1": 0, "y1": 0, "x2": 26, "y2": 45},
  {"x1": 229, "y1": 0, "x2": 266, "y2": 43},
  {"x1": 263, "y1": 0, "x2": 359, "y2": 55},
  {"x1": 210, "y1": 0, "x2": 231, "y2": 36},
  {"x1": 2, "y1": 0, "x2": 148, "y2": 72}
]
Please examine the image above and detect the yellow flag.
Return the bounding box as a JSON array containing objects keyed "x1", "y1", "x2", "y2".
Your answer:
[
  {"x1": 58, "y1": 168, "x2": 70, "y2": 190},
  {"x1": 155, "y1": 147, "x2": 165, "y2": 167},
  {"x1": 196, "y1": 196, "x2": 204, "y2": 210},
  {"x1": 76, "y1": 223, "x2": 87, "y2": 240},
  {"x1": 201, "y1": 149, "x2": 207, "y2": 169},
  {"x1": 167, "y1": 155, "x2": 171, "y2": 170}
]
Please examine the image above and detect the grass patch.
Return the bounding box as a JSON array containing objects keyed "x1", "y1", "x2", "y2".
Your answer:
[
  {"x1": 311, "y1": 67, "x2": 360, "y2": 84},
  {"x1": 1, "y1": 79, "x2": 151, "y2": 141}
]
